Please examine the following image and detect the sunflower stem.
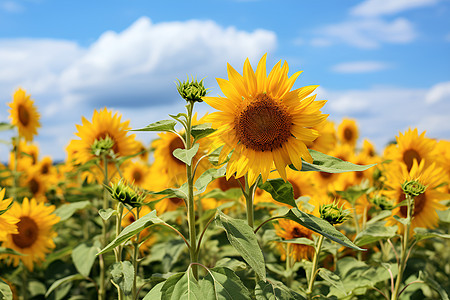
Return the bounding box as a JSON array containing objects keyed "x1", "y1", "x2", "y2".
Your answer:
[
  {"x1": 185, "y1": 101, "x2": 198, "y2": 280},
  {"x1": 306, "y1": 234, "x2": 324, "y2": 299},
  {"x1": 98, "y1": 154, "x2": 109, "y2": 300},
  {"x1": 132, "y1": 207, "x2": 141, "y2": 300},
  {"x1": 114, "y1": 202, "x2": 124, "y2": 300},
  {"x1": 391, "y1": 194, "x2": 413, "y2": 300}
]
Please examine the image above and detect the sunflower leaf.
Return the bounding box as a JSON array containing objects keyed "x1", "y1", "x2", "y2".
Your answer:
[
  {"x1": 283, "y1": 208, "x2": 365, "y2": 251},
  {"x1": 160, "y1": 270, "x2": 204, "y2": 300},
  {"x1": 354, "y1": 223, "x2": 398, "y2": 246},
  {"x1": 258, "y1": 178, "x2": 297, "y2": 208},
  {"x1": 131, "y1": 120, "x2": 177, "y2": 132},
  {"x1": 194, "y1": 165, "x2": 227, "y2": 194},
  {"x1": 0, "y1": 247, "x2": 25, "y2": 256},
  {"x1": 293, "y1": 149, "x2": 376, "y2": 173},
  {"x1": 413, "y1": 227, "x2": 450, "y2": 242},
  {"x1": 98, "y1": 208, "x2": 116, "y2": 221},
  {"x1": 54, "y1": 200, "x2": 91, "y2": 222},
  {"x1": 0, "y1": 278, "x2": 12, "y2": 300},
  {"x1": 72, "y1": 241, "x2": 102, "y2": 277},
  {"x1": 45, "y1": 274, "x2": 85, "y2": 298},
  {"x1": 191, "y1": 123, "x2": 216, "y2": 142},
  {"x1": 200, "y1": 266, "x2": 252, "y2": 299},
  {"x1": 0, "y1": 122, "x2": 14, "y2": 132},
  {"x1": 173, "y1": 143, "x2": 199, "y2": 166},
  {"x1": 97, "y1": 210, "x2": 164, "y2": 255},
  {"x1": 216, "y1": 210, "x2": 266, "y2": 281},
  {"x1": 110, "y1": 261, "x2": 134, "y2": 296},
  {"x1": 255, "y1": 280, "x2": 306, "y2": 300}
]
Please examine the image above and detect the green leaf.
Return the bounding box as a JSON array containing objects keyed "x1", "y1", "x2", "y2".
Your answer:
[
  {"x1": 278, "y1": 237, "x2": 315, "y2": 247},
  {"x1": 215, "y1": 258, "x2": 247, "y2": 272},
  {"x1": 216, "y1": 210, "x2": 266, "y2": 281},
  {"x1": 393, "y1": 215, "x2": 408, "y2": 225},
  {"x1": 131, "y1": 119, "x2": 177, "y2": 132},
  {"x1": 161, "y1": 270, "x2": 204, "y2": 300},
  {"x1": 71, "y1": 241, "x2": 101, "y2": 277},
  {"x1": 366, "y1": 210, "x2": 392, "y2": 225},
  {"x1": 143, "y1": 281, "x2": 165, "y2": 299},
  {"x1": 0, "y1": 122, "x2": 14, "y2": 132},
  {"x1": 419, "y1": 270, "x2": 449, "y2": 300},
  {"x1": 53, "y1": 200, "x2": 91, "y2": 222},
  {"x1": 318, "y1": 268, "x2": 346, "y2": 295},
  {"x1": 191, "y1": 123, "x2": 216, "y2": 142},
  {"x1": 97, "y1": 210, "x2": 164, "y2": 255},
  {"x1": 0, "y1": 278, "x2": 12, "y2": 300},
  {"x1": 437, "y1": 208, "x2": 450, "y2": 223},
  {"x1": 283, "y1": 208, "x2": 364, "y2": 251},
  {"x1": 110, "y1": 261, "x2": 134, "y2": 296},
  {"x1": 45, "y1": 274, "x2": 85, "y2": 297},
  {"x1": 294, "y1": 149, "x2": 376, "y2": 173},
  {"x1": 98, "y1": 208, "x2": 116, "y2": 221},
  {"x1": 201, "y1": 267, "x2": 251, "y2": 300},
  {"x1": 0, "y1": 247, "x2": 25, "y2": 256},
  {"x1": 173, "y1": 143, "x2": 199, "y2": 166},
  {"x1": 335, "y1": 186, "x2": 369, "y2": 205},
  {"x1": 354, "y1": 223, "x2": 398, "y2": 246},
  {"x1": 255, "y1": 280, "x2": 306, "y2": 300},
  {"x1": 258, "y1": 179, "x2": 297, "y2": 208},
  {"x1": 147, "y1": 182, "x2": 189, "y2": 200},
  {"x1": 194, "y1": 166, "x2": 227, "y2": 194},
  {"x1": 414, "y1": 227, "x2": 450, "y2": 241}
]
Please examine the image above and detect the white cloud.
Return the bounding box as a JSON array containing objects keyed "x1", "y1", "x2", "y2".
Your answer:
[
  {"x1": 351, "y1": 0, "x2": 440, "y2": 17},
  {"x1": 315, "y1": 18, "x2": 416, "y2": 49},
  {"x1": 425, "y1": 81, "x2": 450, "y2": 104},
  {"x1": 0, "y1": 1, "x2": 24, "y2": 13},
  {"x1": 331, "y1": 61, "x2": 391, "y2": 73}
]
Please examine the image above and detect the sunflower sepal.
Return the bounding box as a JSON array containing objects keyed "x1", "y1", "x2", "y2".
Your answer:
[{"x1": 131, "y1": 119, "x2": 177, "y2": 132}]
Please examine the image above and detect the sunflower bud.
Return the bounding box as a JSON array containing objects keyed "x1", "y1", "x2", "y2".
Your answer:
[
  {"x1": 106, "y1": 180, "x2": 145, "y2": 207},
  {"x1": 370, "y1": 195, "x2": 393, "y2": 210},
  {"x1": 176, "y1": 77, "x2": 207, "y2": 103},
  {"x1": 319, "y1": 201, "x2": 351, "y2": 225},
  {"x1": 91, "y1": 135, "x2": 115, "y2": 157},
  {"x1": 401, "y1": 180, "x2": 427, "y2": 197}
]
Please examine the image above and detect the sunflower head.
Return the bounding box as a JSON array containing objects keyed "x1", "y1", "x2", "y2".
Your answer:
[
  {"x1": 8, "y1": 88, "x2": 41, "y2": 141},
  {"x1": 337, "y1": 118, "x2": 359, "y2": 148},
  {"x1": 203, "y1": 54, "x2": 328, "y2": 185},
  {"x1": 176, "y1": 77, "x2": 208, "y2": 103},
  {"x1": 402, "y1": 179, "x2": 427, "y2": 197}
]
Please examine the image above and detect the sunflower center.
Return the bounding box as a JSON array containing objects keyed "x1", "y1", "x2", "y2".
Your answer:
[
  {"x1": 18, "y1": 104, "x2": 30, "y2": 126},
  {"x1": 288, "y1": 180, "x2": 301, "y2": 199},
  {"x1": 96, "y1": 133, "x2": 119, "y2": 154},
  {"x1": 235, "y1": 94, "x2": 292, "y2": 152},
  {"x1": 168, "y1": 136, "x2": 186, "y2": 166},
  {"x1": 403, "y1": 149, "x2": 421, "y2": 171},
  {"x1": 169, "y1": 197, "x2": 183, "y2": 205},
  {"x1": 41, "y1": 164, "x2": 50, "y2": 175},
  {"x1": 399, "y1": 193, "x2": 426, "y2": 217},
  {"x1": 343, "y1": 128, "x2": 353, "y2": 142},
  {"x1": 291, "y1": 226, "x2": 308, "y2": 239},
  {"x1": 319, "y1": 172, "x2": 333, "y2": 180},
  {"x1": 217, "y1": 176, "x2": 244, "y2": 191},
  {"x1": 29, "y1": 178, "x2": 40, "y2": 194},
  {"x1": 132, "y1": 170, "x2": 143, "y2": 183},
  {"x1": 12, "y1": 216, "x2": 39, "y2": 249}
]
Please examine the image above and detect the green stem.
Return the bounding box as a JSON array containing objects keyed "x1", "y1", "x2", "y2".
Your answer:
[
  {"x1": 185, "y1": 101, "x2": 198, "y2": 280},
  {"x1": 132, "y1": 207, "x2": 141, "y2": 300},
  {"x1": 286, "y1": 243, "x2": 293, "y2": 288},
  {"x1": 98, "y1": 154, "x2": 109, "y2": 300},
  {"x1": 244, "y1": 176, "x2": 258, "y2": 229},
  {"x1": 307, "y1": 235, "x2": 325, "y2": 299},
  {"x1": 352, "y1": 205, "x2": 362, "y2": 261},
  {"x1": 391, "y1": 195, "x2": 412, "y2": 300},
  {"x1": 12, "y1": 136, "x2": 19, "y2": 202},
  {"x1": 114, "y1": 202, "x2": 124, "y2": 300},
  {"x1": 21, "y1": 266, "x2": 28, "y2": 300}
]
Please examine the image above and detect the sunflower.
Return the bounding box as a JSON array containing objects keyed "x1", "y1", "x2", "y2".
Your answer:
[
  {"x1": 123, "y1": 161, "x2": 151, "y2": 188},
  {"x1": 201, "y1": 175, "x2": 244, "y2": 210},
  {"x1": 22, "y1": 170, "x2": 48, "y2": 203},
  {"x1": 274, "y1": 219, "x2": 315, "y2": 261},
  {"x1": 0, "y1": 197, "x2": 60, "y2": 271},
  {"x1": 151, "y1": 113, "x2": 211, "y2": 183},
  {"x1": 337, "y1": 118, "x2": 359, "y2": 148},
  {"x1": 121, "y1": 206, "x2": 156, "y2": 254},
  {"x1": 361, "y1": 139, "x2": 377, "y2": 158},
  {"x1": 203, "y1": 54, "x2": 328, "y2": 186},
  {"x1": 384, "y1": 128, "x2": 437, "y2": 172},
  {"x1": 384, "y1": 160, "x2": 448, "y2": 232},
  {"x1": 0, "y1": 188, "x2": 19, "y2": 240},
  {"x1": 304, "y1": 120, "x2": 337, "y2": 155},
  {"x1": 8, "y1": 88, "x2": 41, "y2": 142}
]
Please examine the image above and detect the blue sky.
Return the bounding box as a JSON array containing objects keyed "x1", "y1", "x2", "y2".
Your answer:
[{"x1": 1, "y1": 0, "x2": 449, "y2": 160}]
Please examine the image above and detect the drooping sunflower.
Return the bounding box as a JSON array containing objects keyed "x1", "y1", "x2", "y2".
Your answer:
[
  {"x1": 0, "y1": 188, "x2": 19, "y2": 240},
  {"x1": 337, "y1": 118, "x2": 359, "y2": 148},
  {"x1": 203, "y1": 54, "x2": 328, "y2": 186},
  {"x1": 384, "y1": 128, "x2": 437, "y2": 172},
  {"x1": 384, "y1": 160, "x2": 448, "y2": 232},
  {"x1": 8, "y1": 88, "x2": 41, "y2": 142},
  {"x1": 0, "y1": 197, "x2": 60, "y2": 271},
  {"x1": 274, "y1": 219, "x2": 315, "y2": 261}
]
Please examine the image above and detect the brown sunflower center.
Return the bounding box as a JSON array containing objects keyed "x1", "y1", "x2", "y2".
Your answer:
[
  {"x1": 319, "y1": 172, "x2": 333, "y2": 180},
  {"x1": 288, "y1": 180, "x2": 301, "y2": 199},
  {"x1": 399, "y1": 192, "x2": 426, "y2": 217},
  {"x1": 343, "y1": 128, "x2": 353, "y2": 142},
  {"x1": 217, "y1": 176, "x2": 244, "y2": 191},
  {"x1": 169, "y1": 197, "x2": 184, "y2": 205},
  {"x1": 29, "y1": 178, "x2": 40, "y2": 194},
  {"x1": 291, "y1": 226, "x2": 309, "y2": 239},
  {"x1": 41, "y1": 163, "x2": 50, "y2": 175},
  {"x1": 12, "y1": 216, "x2": 39, "y2": 248},
  {"x1": 168, "y1": 136, "x2": 186, "y2": 166},
  {"x1": 235, "y1": 94, "x2": 292, "y2": 152},
  {"x1": 403, "y1": 149, "x2": 421, "y2": 171},
  {"x1": 132, "y1": 170, "x2": 143, "y2": 183},
  {"x1": 18, "y1": 104, "x2": 30, "y2": 126}
]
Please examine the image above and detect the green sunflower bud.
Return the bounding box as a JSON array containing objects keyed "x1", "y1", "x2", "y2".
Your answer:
[
  {"x1": 370, "y1": 195, "x2": 393, "y2": 210},
  {"x1": 401, "y1": 180, "x2": 427, "y2": 197},
  {"x1": 91, "y1": 135, "x2": 115, "y2": 157},
  {"x1": 106, "y1": 180, "x2": 145, "y2": 207},
  {"x1": 319, "y1": 201, "x2": 351, "y2": 225},
  {"x1": 176, "y1": 77, "x2": 208, "y2": 103}
]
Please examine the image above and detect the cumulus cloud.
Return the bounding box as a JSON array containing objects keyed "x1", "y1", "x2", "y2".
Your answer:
[
  {"x1": 425, "y1": 81, "x2": 450, "y2": 104},
  {"x1": 331, "y1": 61, "x2": 391, "y2": 73},
  {"x1": 351, "y1": 0, "x2": 440, "y2": 17},
  {"x1": 314, "y1": 18, "x2": 416, "y2": 49}
]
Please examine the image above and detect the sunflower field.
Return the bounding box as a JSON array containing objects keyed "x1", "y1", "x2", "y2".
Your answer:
[{"x1": 1, "y1": 55, "x2": 449, "y2": 300}]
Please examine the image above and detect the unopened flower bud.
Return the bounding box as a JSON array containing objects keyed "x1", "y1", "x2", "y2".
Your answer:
[
  {"x1": 319, "y1": 201, "x2": 351, "y2": 225},
  {"x1": 371, "y1": 195, "x2": 393, "y2": 210},
  {"x1": 91, "y1": 135, "x2": 115, "y2": 157},
  {"x1": 176, "y1": 77, "x2": 208, "y2": 103},
  {"x1": 106, "y1": 180, "x2": 145, "y2": 207},
  {"x1": 401, "y1": 180, "x2": 427, "y2": 197}
]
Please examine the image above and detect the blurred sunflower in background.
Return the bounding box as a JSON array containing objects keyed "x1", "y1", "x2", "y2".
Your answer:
[
  {"x1": 203, "y1": 54, "x2": 328, "y2": 186},
  {"x1": 274, "y1": 219, "x2": 314, "y2": 261},
  {"x1": 0, "y1": 197, "x2": 60, "y2": 271},
  {"x1": 8, "y1": 88, "x2": 41, "y2": 142},
  {"x1": 0, "y1": 188, "x2": 19, "y2": 240},
  {"x1": 337, "y1": 118, "x2": 359, "y2": 148}
]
